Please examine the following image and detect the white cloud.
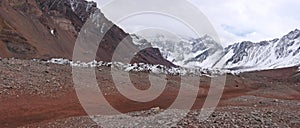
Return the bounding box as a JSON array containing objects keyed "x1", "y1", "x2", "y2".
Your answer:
[
  {"x1": 89, "y1": 0, "x2": 300, "y2": 46},
  {"x1": 188, "y1": 0, "x2": 300, "y2": 45}
]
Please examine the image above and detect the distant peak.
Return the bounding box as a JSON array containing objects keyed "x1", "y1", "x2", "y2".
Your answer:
[
  {"x1": 199, "y1": 34, "x2": 214, "y2": 40},
  {"x1": 283, "y1": 28, "x2": 300, "y2": 40},
  {"x1": 289, "y1": 28, "x2": 300, "y2": 34}
]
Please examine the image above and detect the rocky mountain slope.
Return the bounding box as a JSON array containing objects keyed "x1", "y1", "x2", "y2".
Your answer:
[
  {"x1": 0, "y1": 0, "x2": 174, "y2": 66},
  {"x1": 132, "y1": 29, "x2": 300, "y2": 71}
]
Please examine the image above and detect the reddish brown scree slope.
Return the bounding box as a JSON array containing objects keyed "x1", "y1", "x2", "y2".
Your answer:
[{"x1": 0, "y1": 0, "x2": 175, "y2": 67}]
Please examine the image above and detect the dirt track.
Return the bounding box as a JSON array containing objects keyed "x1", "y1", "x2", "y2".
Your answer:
[{"x1": 0, "y1": 58, "x2": 300, "y2": 127}]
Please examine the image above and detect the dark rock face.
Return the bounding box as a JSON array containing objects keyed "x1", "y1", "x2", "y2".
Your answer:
[
  {"x1": 131, "y1": 48, "x2": 176, "y2": 67},
  {"x1": 37, "y1": 0, "x2": 97, "y2": 32},
  {"x1": 0, "y1": 0, "x2": 174, "y2": 67},
  {"x1": 225, "y1": 41, "x2": 253, "y2": 65}
]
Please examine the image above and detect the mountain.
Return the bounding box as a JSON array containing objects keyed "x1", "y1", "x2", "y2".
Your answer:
[
  {"x1": 132, "y1": 34, "x2": 224, "y2": 67},
  {"x1": 0, "y1": 0, "x2": 174, "y2": 66},
  {"x1": 217, "y1": 29, "x2": 300, "y2": 71},
  {"x1": 132, "y1": 29, "x2": 300, "y2": 71}
]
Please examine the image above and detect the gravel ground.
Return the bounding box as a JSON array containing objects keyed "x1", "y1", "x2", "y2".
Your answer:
[
  {"x1": 22, "y1": 97, "x2": 300, "y2": 128},
  {"x1": 0, "y1": 58, "x2": 299, "y2": 128},
  {"x1": 0, "y1": 58, "x2": 72, "y2": 97}
]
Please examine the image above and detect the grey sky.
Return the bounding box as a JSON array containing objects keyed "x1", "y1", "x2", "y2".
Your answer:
[{"x1": 88, "y1": 0, "x2": 300, "y2": 46}]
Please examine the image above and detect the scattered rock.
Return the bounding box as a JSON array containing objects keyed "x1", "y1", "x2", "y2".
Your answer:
[
  {"x1": 2, "y1": 85, "x2": 13, "y2": 89},
  {"x1": 151, "y1": 107, "x2": 161, "y2": 111}
]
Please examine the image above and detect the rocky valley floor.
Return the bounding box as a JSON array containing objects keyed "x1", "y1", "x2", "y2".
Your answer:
[{"x1": 0, "y1": 58, "x2": 300, "y2": 128}]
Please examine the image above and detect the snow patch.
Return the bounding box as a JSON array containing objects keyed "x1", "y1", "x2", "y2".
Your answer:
[
  {"x1": 70, "y1": 0, "x2": 77, "y2": 12},
  {"x1": 86, "y1": 2, "x2": 94, "y2": 12},
  {"x1": 50, "y1": 29, "x2": 55, "y2": 35},
  {"x1": 100, "y1": 23, "x2": 106, "y2": 33}
]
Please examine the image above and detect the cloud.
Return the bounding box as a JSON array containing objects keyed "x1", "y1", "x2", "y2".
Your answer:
[
  {"x1": 89, "y1": 0, "x2": 300, "y2": 46},
  {"x1": 221, "y1": 24, "x2": 254, "y2": 37},
  {"x1": 189, "y1": 0, "x2": 300, "y2": 45}
]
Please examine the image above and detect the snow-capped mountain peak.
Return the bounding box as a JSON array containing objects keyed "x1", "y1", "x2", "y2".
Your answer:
[{"x1": 132, "y1": 34, "x2": 224, "y2": 68}]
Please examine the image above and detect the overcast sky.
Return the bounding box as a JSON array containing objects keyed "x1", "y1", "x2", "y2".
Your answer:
[{"x1": 89, "y1": 0, "x2": 300, "y2": 46}]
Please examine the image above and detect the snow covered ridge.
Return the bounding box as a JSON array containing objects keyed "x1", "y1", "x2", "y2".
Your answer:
[
  {"x1": 70, "y1": 0, "x2": 96, "y2": 12},
  {"x1": 131, "y1": 34, "x2": 223, "y2": 68},
  {"x1": 42, "y1": 58, "x2": 234, "y2": 76},
  {"x1": 132, "y1": 29, "x2": 300, "y2": 71},
  {"x1": 69, "y1": 0, "x2": 97, "y2": 21}
]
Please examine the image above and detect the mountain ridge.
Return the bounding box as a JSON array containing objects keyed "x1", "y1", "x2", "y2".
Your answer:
[{"x1": 132, "y1": 29, "x2": 300, "y2": 71}]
